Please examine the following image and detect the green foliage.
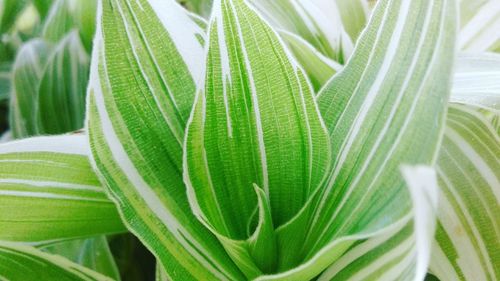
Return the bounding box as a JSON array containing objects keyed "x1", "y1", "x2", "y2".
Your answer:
[{"x1": 0, "y1": 0, "x2": 499, "y2": 280}]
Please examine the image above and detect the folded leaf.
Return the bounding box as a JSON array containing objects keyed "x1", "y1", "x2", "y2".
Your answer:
[
  {"x1": 317, "y1": 166, "x2": 439, "y2": 281},
  {"x1": 42, "y1": 236, "x2": 121, "y2": 280},
  {"x1": 248, "y1": 0, "x2": 353, "y2": 63},
  {"x1": 430, "y1": 54, "x2": 500, "y2": 281},
  {"x1": 459, "y1": 0, "x2": 500, "y2": 52},
  {"x1": 38, "y1": 31, "x2": 90, "y2": 134},
  {"x1": 0, "y1": 242, "x2": 113, "y2": 281},
  {"x1": 313, "y1": 0, "x2": 456, "y2": 254},
  {"x1": 87, "y1": 0, "x2": 244, "y2": 279},
  {"x1": 0, "y1": 135, "x2": 125, "y2": 243},
  {"x1": 9, "y1": 39, "x2": 52, "y2": 138},
  {"x1": 279, "y1": 31, "x2": 341, "y2": 92},
  {"x1": 259, "y1": 0, "x2": 456, "y2": 276}
]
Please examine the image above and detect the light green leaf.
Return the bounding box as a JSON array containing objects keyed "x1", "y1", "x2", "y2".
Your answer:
[
  {"x1": 318, "y1": 166, "x2": 439, "y2": 281},
  {"x1": 279, "y1": 30, "x2": 341, "y2": 92},
  {"x1": 42, "y1": 0, "x2": 75, "y2": 42},
  {"x1": 459, "y1": 0, "x2": 500, "y2": 52},
  {"x1": 184, "y1": 0, "x2": 330, "y2": 276},
  {"x1": 430, "y1": 55, "x2": 500, "y2": 281},
  {"x1": 9, "y1": 39, "x2": 52, "y2": 138},
  {"x1": 0, "y1": 242, "x2": 113, "y2": 281},
  {"x1": 252, "y1": 0, "x2": 457, "y2": 278},
  {"x1": 71, "y1": 0, "x2": 97, "y2": 52},
  {"x1": 248, "y1": 0, "x2": 353, "y2": 63},
  {"x1": 33, "y1": 0, "x2": 55, "y2": 19},
  {"x1": 179, "y1": 0, "x2": 213, "y2": 18},
  {"x1": 0, "y1": 0, "x2": 29, "y2": 33},
  {"x1": 0, "y1": 62, "x2": 11, "y2": 101},
  {"x1": 42, "y1": 236, "x2": 121, "y2": 280},
  {"x1": 87, "y1": 0, "x2": 244, "y2": 279},
  {"x1": 335, "y1": 0, "x2": 369, "y2": 42},
  {"x1": 0, "y1": 135, "x2": 126, "y2": 243},
  {"x1": 38, "y1": 31, "x2": 90, "y2": 134}
]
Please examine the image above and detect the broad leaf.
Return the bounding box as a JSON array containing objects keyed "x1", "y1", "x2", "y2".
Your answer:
[
  {"x1": 9, "y1": 39, "x2": 52, "y2": 138},
  {"x1": 184, "y1": 0, "x2": 330, "y2": 276},
  {"x1": 430, "y1": 54, "x2": 500, "y2": 281},
  {"x1": 42, "y1": 236, "x2": 121, "y2": 280},
  {"x1": 87, "y1": 0, "x2": 244, "y2": 279},
  {"x1": 0, "y1": 242, "x2": 113, "y2": 281},
  {"x1": 248, "y1": 0, "x2": 353, "y2": 63},
  {"x1": 318, "y1": 166, "x2": 439, "y2": 281},
  {"x1": 0, "y1": 135, "x2": 125, "y2": 243},
  {"x1": 38, "y1": 31, "x2": 89, "y2": 134},
  {"x1": 335, "y1": 0, "x2": 369, "y2": 42},
  {"x1": 255, "y1": 0, "x2": 457, "y2": 278},
  {"x1": 459, "y1": 0, "x2": 500, "y2": 52},
  {"x1": 42, "y1": 0, "x2": 75, "y2": 42},
  {"x1": 279, "y1": 31, "x2": 341, "y2": 92}
]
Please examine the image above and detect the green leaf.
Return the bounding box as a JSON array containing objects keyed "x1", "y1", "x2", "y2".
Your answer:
[
  {"x1": 179, "y1": 0, "x2": 213, "y2": 18},
  {"x1": 87, "y1": 0, "x2": 244, "y2": 279},
  {"x1": 42, "y1": 236, "x2": 121, "y2": 280},
  {"x1": 9, "y1": 39, "x2": 52, "y2": 138},
  {"x1": 38, "y1": 31, "x2": 90, "y2": 134},
  {"x1": 0, "y1": 0, "x2": 29, "y2": 33},
  {"x1": 335, "y1": 0, "x2": 369, "y2": 42},
  {"x1": 459, "y1": 0, "x2": 500, "y2": 52},
  {"x1": 317, "y1": 166, "x2": 439, "y2": 281},
  {"x1": 0, "y1": 62, "x2": 11, "y2": 101},
  {"x1": 42, "y1": 0, "x2": 75, "y2": 42},
  {"x1": 255, "y1": 0, "x2": 457, "y2": 278},
  {"x1": 0, "y1": 135, "x2": 126, "y2": 243},
  {"x1": 248, "y1": 0, "x2": 353, "y2": 63},
  {"x1": 0, "y1": 242, "x2": 113, "y2": 281},
  {"x1": 430, "y1": 54, "x2": 500, "y2": 281},
  {"x1": 184, "y1": 0, "x2": 330, "y2": 275},
  {"x1": 71, "y1": 0, "x2": 97, "y2": 52},
  {"x1": 279, "y1": 30, "x2": 341, "y2": 92},
  {"x1": 33, "y1": 0, "x2": 55, "y2": 19}
]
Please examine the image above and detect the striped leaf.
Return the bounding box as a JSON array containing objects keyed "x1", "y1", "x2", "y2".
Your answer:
[
  {"x1": 0, "y1": 242, "x2": 113, "y2": 281},
  {"x1": 335, "y1": 0, "x2": 369, "y2": 42},
  {"x1": 33, "y1": 0, "x2": 55, "y2": 19},
  {"x1": 259, "y1": 0, "x2": 457, "y2": 278},
  {"x1": 279, "y1": 31, "x2": 341, "y2": 92},
  {"x1": 248, "y1": 0, "x2": 353, "y2": 63},
  {"x1": 9, "y1": 39, "x2": 52, "y2": 138},
  {"x1": 42, "y1": 236, "x2": 121, "y2": 280},
  {"x1": 184, "y1": 0, "x2": 330, "y2": 276},
  {"x1": 87, "y1": 0, "x2": 244, "y2": 279},
  {"x1": 38, "y1": 31, "x2": 90, "y2": 134},
  {"x1": 0, "y1": 135, "x2": 125, "y2": 243},
  {"x1": 318, "y1": 166, "x2": 439, "y2": 281},
  {"x1": 430, "y1": 54, "x2": 500, "y2": 281},
  {"x1": 42, "y1": 0, "x2": 75, "y2": 42},
  {"x1": 459, "y1": 0, "x2": 500, "y2": 52},
  {"x1": 0, "y1": 0, "x2": 28, "y2": 33}
]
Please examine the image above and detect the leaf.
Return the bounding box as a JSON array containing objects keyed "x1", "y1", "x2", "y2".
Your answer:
[
  {"x1": 71, "y1": 0, "x2": 97, "y2": 52},
  {"x1": 33, "y1": 0, "x2": 55, "y2": 19},
  {"x1": 317, "y1": 166, "x2": 439, "y2": 281},
  {"x1": 42, "y1": 0, "x2": 75, "y2": 42},
  {"x1": 179, "y1": 0, "x2": 213, "y2": 18},
  {"x1": 459, "y1": 0, "x2": 500, "y2": 52},
  {"x1": 257, "y1": 0, "x2": 457, "y2": 278},
  {"x1": 279, "y1": 30, "x2": 341, "y2": 92},
  {"x1": 0, "y1": 0, "x2": 29, "y2": 33},
  {"x1": 38, "y1": 31, "x2": 90, "y2": 134},
  {"x1": 9, "y1": 39, "x2": 52, "y2": 138},
  {"x1": 42, "y1": 236, "x2": 121, "y2": 280},
  {"x1": 248, "y1": 0, "x2": 353, "y2": 63},
  {"x1": 0, "y1": 135, "x2": 126, "y2": 243},
  {"x1": 430, "y1": 54, "x2": 500, "y2": 281},
  {"x1": 87, "y1": 0, "x2": 244, "y2": 279},
  {"x1": 335, "y1": 0, "x2": 369, "y2": 42},
  {"x1": 184, "y1": 0, "x2": 330, "y2": 276},
  {"x1": 0, "y1": 242, "x2": 113, "y2": 281},
  {"x1": 0, "y1": 62, "x2": 11, "y2": 101}
]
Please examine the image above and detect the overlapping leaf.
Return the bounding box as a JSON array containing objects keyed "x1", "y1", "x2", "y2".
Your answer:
[
  {"x1": 459, "y1": 0, "x2": 500, "y2": 52},
  {"x1": 0, "y1": 135, "x2": 125, "y2": 243},
  {"x1": 248, "y1": 0, "x2": 353, "y2": 63},
  {"x1": 0, "y1": 242, "x2": 113, "y2": 281},
  {"x1": 430, "y1": 54, "x2": 500, "y2": 281},
  {"x1": 87, "y1": 0, "x2": 244, "y2": 279}
]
